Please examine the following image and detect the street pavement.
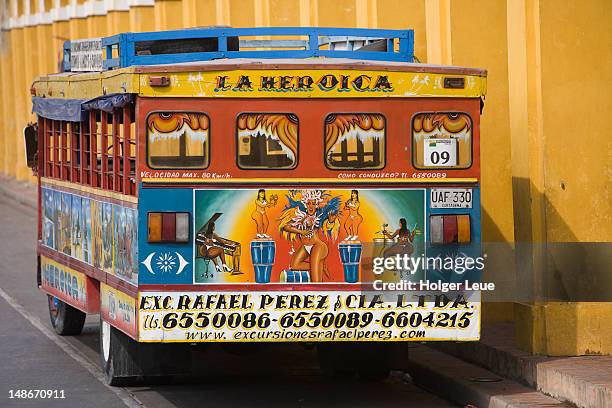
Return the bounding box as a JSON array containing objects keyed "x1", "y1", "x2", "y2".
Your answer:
[{"x1": 0, "y1": 193, "x2": 456, "y2": 408}]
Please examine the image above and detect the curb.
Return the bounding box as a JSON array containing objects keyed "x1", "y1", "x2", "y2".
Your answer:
[
  {"x1": 407, "y1": 345, "x2": 572, "y2": 408},
  {"x1": 434, "y1": 323, "x2": 612, "y2": 408}
]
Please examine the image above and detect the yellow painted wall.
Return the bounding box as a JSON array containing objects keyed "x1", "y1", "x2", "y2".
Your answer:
[
  {"x1": 0, "y1": 0, "x2": 610, "y2": 354},
  {"x1": 539, "y1": 0, "x2": 611, "y2": 243}
]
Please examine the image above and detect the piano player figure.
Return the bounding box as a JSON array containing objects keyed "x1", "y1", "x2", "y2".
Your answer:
[{"x1": 196, "y1": 213, "x2": 242, "y2": 274}]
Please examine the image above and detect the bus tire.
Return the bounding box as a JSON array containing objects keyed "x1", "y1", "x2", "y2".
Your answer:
[
  {"x1": 47, "y1": 295, "x2": 86, "y2": 336},
  {"x1": 100, "y1": 318, "x2": 192, "y2": 386},
  {"x1": 100, "y1": 318, "x2": 134, "y2": 386}
]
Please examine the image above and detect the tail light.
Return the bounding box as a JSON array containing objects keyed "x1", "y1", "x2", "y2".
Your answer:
[
  {"x1": 148, "y1": 212, "x2": 190, "y2": 243},
  {"x1": 430, "y1": 214, "x2": 470, "y2": 244}
]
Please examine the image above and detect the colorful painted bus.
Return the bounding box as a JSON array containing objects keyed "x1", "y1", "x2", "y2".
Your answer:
[{"x1": 26, "y1": 27, "x2": 485, "y2": 384}]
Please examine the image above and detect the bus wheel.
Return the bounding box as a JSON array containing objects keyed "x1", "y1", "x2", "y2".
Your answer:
[
  {"x1": 47, "y1": 295, "x2": 86, "y2": 336},
  {"x1": 100, "y1": 317, "x2": 192, "y2": 386}
]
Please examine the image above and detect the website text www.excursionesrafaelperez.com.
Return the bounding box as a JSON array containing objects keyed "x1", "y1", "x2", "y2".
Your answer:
[{"x1": 184, "y1": 328, "x2": 428, "y2": 341}]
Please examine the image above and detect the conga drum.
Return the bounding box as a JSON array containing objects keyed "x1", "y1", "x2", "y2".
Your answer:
[
  {"x1": 280, "y1": 270, "x2": 310, "y2": 283},
  {"x1": 338, "y1": 241, "x2": 362, "y2": 283},
  {"x1": 250, "y1": 239, "x2": 276, "y2": 283}
]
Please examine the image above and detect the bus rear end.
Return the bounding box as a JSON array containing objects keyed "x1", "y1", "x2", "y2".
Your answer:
[{"x1": 131, "y1": 65, "x2": 485, "y2": 377}]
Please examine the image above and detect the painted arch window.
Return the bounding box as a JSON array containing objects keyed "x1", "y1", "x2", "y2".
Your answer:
[
  {"x1": 236, "y1": 113, "x2": 299, "y2": 169},
  {"x1": 147, "y1": 112, "x2": 210, "y2": 169},
  {"x1": 324, "y1": 113, "x2": 386, "y2": 170},
  {"x1": 412, "y1": 112, "x2": 473, "y2": 169}
]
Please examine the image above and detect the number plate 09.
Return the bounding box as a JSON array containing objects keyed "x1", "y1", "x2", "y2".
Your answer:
[{"x1": 424, "y1": 138, "x2": 457, "y2": 167}]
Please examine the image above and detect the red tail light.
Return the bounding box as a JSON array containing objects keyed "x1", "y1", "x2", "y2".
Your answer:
[{"x1": 430, "y1": 214, "x2": 470, "y2": 244}]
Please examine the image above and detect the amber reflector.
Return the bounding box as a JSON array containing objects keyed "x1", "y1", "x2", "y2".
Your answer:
[
  {"x1": 457, "y1": 215, "x2": 471, "y2": 243},
  {"x1": 148, "y1": 213, "x2": 162, "y2": 242}
]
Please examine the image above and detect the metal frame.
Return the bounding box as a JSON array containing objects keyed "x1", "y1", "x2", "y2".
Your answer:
[{"x1": 63, "y1": 27, "x2": 414, "y2": 71}]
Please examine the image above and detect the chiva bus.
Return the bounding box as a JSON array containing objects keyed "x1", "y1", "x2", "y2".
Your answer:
[{"x1": 214, "y1": 74, "x2": 394, "y2": 93}]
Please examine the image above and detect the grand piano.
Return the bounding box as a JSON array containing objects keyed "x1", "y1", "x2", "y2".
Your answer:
[{"x1": 195, "y1": 212, "x2": 242, "y2": 274}]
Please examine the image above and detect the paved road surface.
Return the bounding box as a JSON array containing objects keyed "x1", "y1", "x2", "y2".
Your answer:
[{"x1": 0, "y1": 193, "x2": 456, "y2": 408}]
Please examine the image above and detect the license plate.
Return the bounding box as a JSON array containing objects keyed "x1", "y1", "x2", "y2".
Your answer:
[
  {"x1": 424, "y1": 138, "x2": 457, "y2": 167},
  {"x1": 430, "y1": 188, "x2": 473, "y2": 208}
]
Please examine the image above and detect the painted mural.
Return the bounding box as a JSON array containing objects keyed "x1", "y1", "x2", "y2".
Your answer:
[
  {"x1": 91, "y1": 199, "x2": 103, "y2": 269},
  {"x1": 41, "y1": 256, "x2": 87, "y2": 310},
  {"x1": 81, "y1": 198, "x2": 92, "y2": 264},
  {"x1": 101, "y1": 202, "x2": 114, "y2": 273},
  {"x1": 57, "y1": 192, "x2": 71, "y2": 255},
  {"x1": 42, "y1": 188, "x2": 55, "y2": 248},
  {"x1": 325, "y1": 113, "x2": 385, "y2": 169},
  {"x1": 147, "y1": 112, "x2": 209, "y2": 169},
  {"x1": 236, "y1": 113, "x2": 298, "y2": 169},
  {"x1": 40, "y1": 187, "x2": 138, "y2": 285},
  {"x1": 113, "y1": 206, "x2": 138, "y2": 283},
  {"x1": 193, "y1": 188, "x2": 425, "y2": 284}
]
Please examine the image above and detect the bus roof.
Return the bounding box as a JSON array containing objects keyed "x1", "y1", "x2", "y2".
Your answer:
[
  {"x1": 32, "y1": 27, "x2": 486, "y2": 103},
  {"x1": 32, "y1": 57, "x2": 487, "y2": 101}
]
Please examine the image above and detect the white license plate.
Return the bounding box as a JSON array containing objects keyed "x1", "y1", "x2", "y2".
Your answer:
[
  {"x1": 430, "y1": 188, "x2": 473, "y2": 208},
  {"x1": 424, "y1": 138, "x2": 457, "y2": 167}
]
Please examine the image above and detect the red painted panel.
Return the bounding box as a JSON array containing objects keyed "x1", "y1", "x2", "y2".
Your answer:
[
  {"x1": 161, "y1": 212, "x2": 176, "y2": 241},
  {"x1": 443, "y1": 215, "x2": 458, "y2": 244}
]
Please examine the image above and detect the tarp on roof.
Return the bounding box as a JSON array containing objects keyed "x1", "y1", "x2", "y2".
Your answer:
[
  {"x1": 31, "y1": 97, "x2": 85, "y2": 122},
  {"x1": 32, "y1": 94, "x2": 133, "y2": 121},
  {"x1": 82, "y1": 94, "x2": 133, "y2": 113}
]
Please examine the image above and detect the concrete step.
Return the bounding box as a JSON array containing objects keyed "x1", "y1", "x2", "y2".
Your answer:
[
  {"x1": 432, "y1": 322, "x2": 612, "y2": 408},
  {"x1": 407, "y1": 344, "x2": 573, "y2": 408}
]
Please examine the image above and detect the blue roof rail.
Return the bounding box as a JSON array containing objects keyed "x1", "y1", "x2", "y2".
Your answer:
[{"x1": 62, "y1": 27, "x2": 414, "y2": 71}]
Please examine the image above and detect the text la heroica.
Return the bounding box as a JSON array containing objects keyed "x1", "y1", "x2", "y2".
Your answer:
[{"x1": 214, "y1": 74, "x2": 394, "y2": 93}]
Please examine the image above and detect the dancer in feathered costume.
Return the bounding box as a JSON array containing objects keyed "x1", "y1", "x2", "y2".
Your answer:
[{"x1": 277, "y1": 190, "x2": 341, "y2": 282}]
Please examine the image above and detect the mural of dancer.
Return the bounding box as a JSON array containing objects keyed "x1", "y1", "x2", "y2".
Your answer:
[
  {"x1": 322, "y1": 210, "x2": 341, "y2": 241},
  {"x1": 278, "y1": 190, "x2": 341, "y2": 282},
  {"x1": 382, "y1": 218, "x2": 418, "y2": 258},
  {"x1": 343, "y1": 190, "x2": 363, "y2": 241},
  {"x1": 192, "y1": 188, "x2": 425, "y2": 284},
  {"x1": 250, "y1": 189, "x2": 278, "y2": 238}
]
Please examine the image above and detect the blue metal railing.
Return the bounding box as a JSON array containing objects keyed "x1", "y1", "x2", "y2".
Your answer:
[{"x1": 63, "y1": 27, "x2": 414, "y2": 71}]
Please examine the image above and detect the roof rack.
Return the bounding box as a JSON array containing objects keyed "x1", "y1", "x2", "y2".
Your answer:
[{"x1": 62, "y1": 27, "x2": 414, "y2": 72}]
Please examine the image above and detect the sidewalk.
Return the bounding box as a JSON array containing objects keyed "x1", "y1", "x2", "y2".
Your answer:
[
  {"x1": 420, "y1": 322, "x2": 612, "y2": 408},
  {"x1": 408, "y1": 344, "x2": 573, "y2": 408}
]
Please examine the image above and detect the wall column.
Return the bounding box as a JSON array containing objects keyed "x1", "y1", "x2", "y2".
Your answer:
[{"x1": 425, "y1": 0, "x2": 451, "y2": 64}]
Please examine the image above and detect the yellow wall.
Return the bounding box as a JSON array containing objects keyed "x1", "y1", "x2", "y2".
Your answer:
[
  {"x1": 539, "y1": 0, "x2": 611, "y2": 243},
  {"x1": 0, "y1": 0, "x2": 610, "y2": 355}
]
